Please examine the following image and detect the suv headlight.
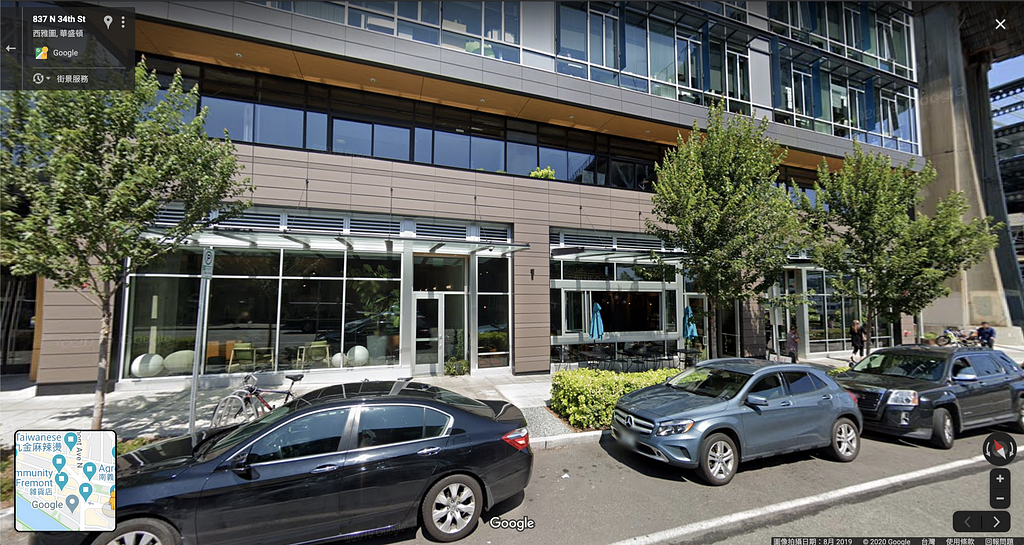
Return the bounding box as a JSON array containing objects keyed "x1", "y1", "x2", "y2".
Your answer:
[
  {"x1": 888, "y1": 390, "x2": 919, "y2": 406},
  {"x1": 656, "y1": 419, "x2": 695, "y2": 436}
]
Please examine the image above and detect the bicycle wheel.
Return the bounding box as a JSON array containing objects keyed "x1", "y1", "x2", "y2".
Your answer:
[{"x1": 210, "y1": 395, "x2": 251, "y2": 428}]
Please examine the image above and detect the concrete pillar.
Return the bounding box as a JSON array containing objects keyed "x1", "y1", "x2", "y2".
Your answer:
[
  {"x1": 739, "y1": 298, "x2": 766, "y2": 358},
  {"x1": 915, "y1": 4, "x2": 1020, "y2": 338}
]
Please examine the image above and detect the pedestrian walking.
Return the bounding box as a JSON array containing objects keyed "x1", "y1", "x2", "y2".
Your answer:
[
  {"x1": 849, "y1": 320, "x2": 865, "y2": 362},
  {"x1": 976, "y1": 321, "x2": 996, "y2": 349},
  {"x1": 786, "y1": 326, "x2": 800, "y2": 363}
]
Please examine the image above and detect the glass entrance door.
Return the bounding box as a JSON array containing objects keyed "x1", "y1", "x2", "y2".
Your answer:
[{"x1": 413, "y1": 293, "x2": 466, "y2": 374}]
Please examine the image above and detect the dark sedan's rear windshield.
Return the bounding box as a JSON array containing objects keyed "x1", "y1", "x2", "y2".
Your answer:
[
  {"x1": 850, "y1": 353, "x2": 946, "y2": 381},
  {"x1": 666, "y1": 368, "x2": 752, "y2": 400}
]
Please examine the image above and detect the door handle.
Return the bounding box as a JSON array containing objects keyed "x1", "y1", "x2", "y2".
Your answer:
[
  {"x1": 780, "y1": 400, "x2": 793, "y2": 407},
  {"x1": 821, "y1": 394, "x2": 833, "y2": 400},
  {"x1": 311, "y1": 464, "x2": 339, "y2": 474},
  {"x1": 418, "y1": 446, "x2": 441, "y2": 456}
]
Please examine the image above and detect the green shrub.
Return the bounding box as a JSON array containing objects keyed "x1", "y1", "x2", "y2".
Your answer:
[
  {"x1": 478, "y1": 331, "x2": 509, "y2": 352},
  {"x1": 444, "y1": 358, "x2": 469, "y2": 376},
  {"x1": 529, "y1": 166, "x2": 556, "y2": 179},
  {"x1": 549, "y1": 368, "x2": 684, "y2": 429},
  {"x1": 923, "y1": 332, "x2": 938, "y2": 340},
  {"x1": 828, "y1": 366, "x2": 851, "y2": 376}
]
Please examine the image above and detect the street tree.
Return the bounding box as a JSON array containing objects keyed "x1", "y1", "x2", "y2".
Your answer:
[
  {"x1": 798, "y1": 143, "x2": 1000, "y2": 349},
  {"x1": 647, "y1": 102, "x2": 801, "y2": 358},
  {"x1": 1, "y1": 59, "x2": 253, "y2": 429}
]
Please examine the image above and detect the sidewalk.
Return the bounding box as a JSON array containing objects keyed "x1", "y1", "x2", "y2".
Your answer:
[{"x1": 4, "y1": 343, "x2": 1024, "y2": 447}]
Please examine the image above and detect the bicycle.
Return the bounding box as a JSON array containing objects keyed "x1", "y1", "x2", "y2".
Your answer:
[
  {"x1": 935, "y1": 327, "x2": 980, "y2": 347},
  {"x1": 210, "y1": 373, "x2": 304, "y2": 429}
]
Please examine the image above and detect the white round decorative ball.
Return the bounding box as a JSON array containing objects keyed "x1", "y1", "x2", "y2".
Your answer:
[
  {"x1": 330, "y1": 353, "x2": 344, "y2": 367},
  {"x1": 131, "y1": 353, "x2": 164, "y2": 377},
  {"x1": 346, "y1": 345, "x2": 369, "y2": 366},
  {"x1": 163, "y1": 350, "x2": 195, "y2": 374}
]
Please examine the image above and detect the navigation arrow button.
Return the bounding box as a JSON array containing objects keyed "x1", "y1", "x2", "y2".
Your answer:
[
  {"x1": 4, "y1": 45, "x2": 14, "y2": 52},
  {"x1": 954, "y1": 511, "x2": 977, "y2": 532},
  {"x1": 982, "y1": 511, "x2": 1011, "y2": 532}
]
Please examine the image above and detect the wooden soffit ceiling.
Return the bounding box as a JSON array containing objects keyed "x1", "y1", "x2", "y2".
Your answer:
[{"x1": 136, "y1": 20, "x2": 839, "y2": 171}]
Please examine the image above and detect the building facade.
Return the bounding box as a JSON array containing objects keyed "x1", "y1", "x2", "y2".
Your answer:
[{"x1": 27, "y1": 1, "x2": 938, "y2": 392}]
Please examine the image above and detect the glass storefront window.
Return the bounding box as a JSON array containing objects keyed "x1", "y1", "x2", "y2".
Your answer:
[
  {"x1": 666, "y1": 290, "x2": 677, "y2": 333},
  {"x1": 207, "y1": 277, "x2": 280, "y2": 373},
  {"x1": 347, "y1": 253, "x2": 400, "y2": 279},
  {"x1": 591, "y1": 291, "x2": 661, "y2": 332},
  {"x1": 563, "y1": 262, "x2": 613, "y2": 281},
  {"x1": 283, "y1": 250, "x2": 345, "y2": 278},
  {"x1": 213, "y1": 249, "x2": 280, "y2": 277},
  {"x1": 414, "y1": 256, "x2": 465, "y2": 291},
  {"x1": 125, "y1": 276, "x2": 200, "y2": 378},
  {"x1": 279, "y1": 279, "x2": 344, "y2": 370},
  {"x1": 550, "y1": 288, "x2": 562, "y2": 335},
  {"x1": 137, "y1": 248, "x2": 203, "y2": 275},
  {"x1": 344, "y1": 279, "x2": 400, "y2": 366},
  {"x1": 479, "y1": 257, "x2": 509, "y2": 293},
  {"x1": 478, "y1": 294, "x2": 509, "y2": 368},
  {"x1": 566, "y1": 291, "x2": 584, "y2": 332}
]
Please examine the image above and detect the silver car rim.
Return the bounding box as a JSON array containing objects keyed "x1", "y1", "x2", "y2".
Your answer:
[
  {"x1": 707, "y1": 440, "x2": 734, "y2": 480},
  {"x1": 105, "y1": 531, "x2": 162, "y2": 545},
  {"x1": 943, "y1": 415, "x2": 954, "y2": 443},
  {"x1": 836, "y1": 423, "x2": 857, "y2": 457},
  {"x1": 431, "y1": 483, "x2": 476, "y2": 534}
]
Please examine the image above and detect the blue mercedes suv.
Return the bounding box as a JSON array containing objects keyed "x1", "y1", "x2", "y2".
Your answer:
[{"x1": 613, "y1": 359, "x2": 862, "y2": 485}]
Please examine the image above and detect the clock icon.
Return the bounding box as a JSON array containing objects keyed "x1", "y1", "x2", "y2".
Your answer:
[{"x1": 32, "y1": 72, "x2": 44, "y2": 85}]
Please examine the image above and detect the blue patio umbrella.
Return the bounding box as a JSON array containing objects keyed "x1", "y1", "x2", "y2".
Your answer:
[{"x1": 590, "y1": 302, "x2": 604, "y2": 341}]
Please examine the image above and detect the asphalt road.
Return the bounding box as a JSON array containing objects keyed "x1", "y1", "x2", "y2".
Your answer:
[{"x1": 345, "y1": 427, "x2": 1021, "y2": 545}]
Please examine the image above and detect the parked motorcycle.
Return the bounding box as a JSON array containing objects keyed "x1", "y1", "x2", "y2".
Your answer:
[{"x1": 935, "y1": 327, "x2": 980, "y2": 347}]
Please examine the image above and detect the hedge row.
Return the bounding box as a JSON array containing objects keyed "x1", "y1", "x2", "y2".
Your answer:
[{"x1": 549, "y1": 368, "x2": 683, "y2": 429}]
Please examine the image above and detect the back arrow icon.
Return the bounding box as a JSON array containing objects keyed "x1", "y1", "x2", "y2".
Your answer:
[{"x1": 5, "y1": 45, "x2": 15, "y2": 52}]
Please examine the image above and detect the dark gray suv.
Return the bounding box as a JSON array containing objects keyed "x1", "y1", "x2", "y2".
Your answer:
[{"x1": 613, "y1": 359, "x2": 862, "y2": 486}]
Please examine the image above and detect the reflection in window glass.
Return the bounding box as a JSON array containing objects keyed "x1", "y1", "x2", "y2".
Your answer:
[
  {"x1": 398, "y1": 20, "x2": 440, "y2": 44},
  {"x1": 357, "y1": 406, "x2": 425, "y2": 447},
  {"x1": 485, "y1": 41, "x2": 520, "y2": 63},
  {"x1": 443, "y1": 1, "x2": 483, "y2": 36},
  {"x1": 125, "y1": 276, "x2": 200, "y2": 378},
  {"x1": 590, "y1": 291, "x2": 661, "y2": 332},
  {"x1": 207, "y1": 277, "x2": 280, "y2": 373},
  {"x1": 558, "y1": 3, "x2": 587, "y2": 59},
  {"x1": 623, "y1": 13, "x2": 648, "y2": 77},
  {"x1": 506, "y1": 142, "x2": 538, "y2": 176},
  {"x1": 373, "y1": 124, "x2": 411, "y2": 161},
  {"x1": 478, "y1": 257, "x2": 509, "y2": 293},
  {"x1": 349, "y1": 8, "x2": 396, "y2": 34},
  {"x1": 279, "y1": 279, "x2": 344, "y2": 370},
  {"x1": 345, "y1": 280, "x2": 400, "y2": 366},
  {"x1": 566, "y1": 291, "x2": 584, "y2": 332},
  {"x1": 414, "y1": 256, "x2": 465, "y2": 291},
  {"x1": 306, "y1": 112, "x2": 328, "y2": 151},
  {"x1": 434, "y1": 131, "x2": 471, "y2": 169},
  {"x1": 650, "y1": 20, "x2": 674, "y2": 83},
  {"x1": 479, "y1": 294, "x2": 510, "y2": 368},
  {"x1": 666, "y1": 290, "x2": 677, "y2": 332},
  {"x1": 503, "y1": 2, "x2": 519, "y2": 44},
  {"x1": 347, "y1": 253, "x2": 400, "y2": 279},
  {"x1": 441, "y1": 31, "x2": 483, "y2": 54},
  {"x1": 563, "y1": 262, "x2": 613, "y2": 281},
  {"x1": 550, "y1": 288, "x2": 562, "y2": 335},
  {"x1": 333, "y1": 119, "x2": 372, "y2": 156},
  {"x1": 283, "y1": 251, "x2": 345, "y2": 277},
  {"x1": 203, "y1": 97, "x2": 254, "y2": 141},
  {"x1": 539, "y1": 147, "x2": 568, "y2": 180},
  {"x1": 567, "y1": 152, "x2": 595, "y2": 183},
  {"x1": 138, "y1": 248, "x2": 203, "y2": 275},
  {"x1": 255, "y1": 104, "x2": 303, "y2": 147},
  {"x1": 414, "y1": 128, "x2": 433, "y2": 163},
  {"x1": 249, "y1": 408, "x2": 348, "y2": 463},
  {"x1": 471, "y1": 136, "x2": 505, "y2": 172},
  {"x1": 213, "y1": 249, "x2": 280, "y2": 276}
]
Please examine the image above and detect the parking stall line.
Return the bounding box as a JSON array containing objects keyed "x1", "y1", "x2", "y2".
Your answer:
[{"x1": 606, "y1": 455, "x2": 987, "y2": 545}]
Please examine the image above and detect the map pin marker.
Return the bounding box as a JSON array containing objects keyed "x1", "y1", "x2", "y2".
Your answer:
[
  {"x1": 64, "y1": 433, "x2": 78, "y2": 451},
  {"x1": 66, "y1": 495, "x2": 79, "y2": 513},
  {"x1": 80, "y1": 483, "x2": 93, "y2": 501},
  {"x1": 103, "y1": 15, "x2": 112, "y2": 29},
  {"x1": 52, "y1": 454, "x2": 66, "y2": 472},
  {"x1": 55, "y1": 472, "x2": 68, "y2": 491},
  {"x1": 83, "y1": 462, "x2": 97, "y2": 481}
]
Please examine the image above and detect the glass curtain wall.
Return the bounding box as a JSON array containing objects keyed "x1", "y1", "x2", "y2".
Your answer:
[
  {"x1": 804, "y1": 270, "x2": 894, "y2": 353},
  {"x1": 123, "y1": 247, "x2": 404, "y2": 377}
]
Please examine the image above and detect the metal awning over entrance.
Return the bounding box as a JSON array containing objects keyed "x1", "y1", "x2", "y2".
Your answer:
[
  {"x1": 551, "y1": 246, "x2": 686, "y2": 266},
  {"x1": 146, "y1": 228, "x2": 530, "y2": 257}
]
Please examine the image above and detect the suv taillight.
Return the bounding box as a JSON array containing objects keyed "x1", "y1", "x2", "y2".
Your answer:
[
  {"x1": 503, "y1": 427, "x2": 529, "y2": 450},
  {"x1": 847, "y1": 391, "x2": 859, "y2": 404}
]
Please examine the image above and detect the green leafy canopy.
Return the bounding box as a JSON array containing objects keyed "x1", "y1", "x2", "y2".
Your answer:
[
  {"x1": 798, "y1": 143, "x2": 1000, "y2": 322},
  {"x1": 647, "y1": 102, "x2": 801, "y2": 304},
  {"x1": 1, "y1": 58, "x2": 253, "y2": 302}
]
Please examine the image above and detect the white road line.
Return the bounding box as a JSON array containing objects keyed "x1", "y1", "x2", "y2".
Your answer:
[{"x1": 607, "y1": 455, "x2": 987, "y2": 545}]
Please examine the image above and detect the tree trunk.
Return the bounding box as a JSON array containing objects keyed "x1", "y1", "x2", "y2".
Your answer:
[
  {"x1": 865, "y1": 300, "x2": 874, "y2": 356},
  {"x1": 91, "y1": 306, "x2": 112, "y2": 430}
]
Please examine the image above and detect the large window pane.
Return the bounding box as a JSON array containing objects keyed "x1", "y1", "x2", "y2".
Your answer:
[
  {"x1": 506, "y1": 142, "x2": 538, "y2": 176},
  {"x1": 478, "y1": 257, "x2": 509, "y2": 293},
  {"x1": 650, "y1": 19, "x2": 674, "y2": 82},
  {"x1": 504, "y1": 2, "x2": 520, "y2": 44},
  {"x1": 138, "y1": 248, "x2": 203, "y2": 275},
  {"x1": 333, "y1": 119, "x2": 372, "y2": 156},
  {"x1": 125, "y1": 277, "x2": 200, "y2": 378},
  {"x1": 347, "y1": 253, "x2": 400, "y2": 279},
  {"x1": 566, "y1": 291, "x2": 584, "y2": 332},
  {"x1": 539, "y1": 147, "x2": 568, "y2": 180},
  {"x1": 373, "y1": 124, "x2": 411, "y2": 161},
  {"x1": 398, "y1": 20, "x2": 440, "y2": 44},
  {"x1": 344, "y1": 280, "x2": 400, "y2": 366},
  {"x1": 557, "y1": 3, "x2": 587, "y2": 59},
  {"x1": 279, "y1": 279, "x2": 344, "y2": 369},
  {"x1": 484, "y1": 1, "x2": 502, "y2": 40},
  {"x1": 591, "y1": 291, "x2": 661, "y2": 332},
  {"x1": 567, "y1": 151, "x2": 595, "y2": 183},
  {"x1": 709, "y1": 41, "x2": 724, "y2": 94},
  {"x1": 441, "y1": 31, "x2": 483, "y2": 54},
  {"x1": 207, "y1": 278, "x2": 280, "y2": 373},
  {"x1": 349, "y1": 8, "x2": 396, "y2": 34},
  {"x1": 434, "y1": 131, "x2": 471, "y2": 169},
  {"x1": 414, "y1": 127, "x2": 433, "y2": 163},
  {"x1": 479, "y1": 294, "x2": 509, "y2": 368},
  {"x1": 471, "y1": 136, "x2": 505, "y2": 171},
  {"x1": 623, "y1": 12, "x2": 648, "y2": 76},
  {"x1": 563, "y1": 262, "x2": 613, "y2": 281},
  {"x1": 203, "y1": 97, "x2": 253, "y2": 141},
  {"x1": 414, "y1": 256, "x2": 465, "y2": 291},
  {"x1": 213, "y1": 249, "x2": 279, "y2": 276},
  {"x1": 484, "y1": 41, "x2": 520, "y2": 63},
  {"x1": 550, "y1": 288, "x2": 562, "y2": 335},
  {"x1": 306, "y1": 112, "x2": 328, "y2": 151},
  {"x1": 443, "y1": 2, "x2": 483, "y2": 36},
  {"x1": 255, "y1": 104, "x2": 303, "y2": 147}
]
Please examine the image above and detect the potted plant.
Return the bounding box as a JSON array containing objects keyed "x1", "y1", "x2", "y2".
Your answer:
[
  {"x1": 445, "y1": 357, "x2": 469, "y2": 376},
  {"x1": 922, "y1": 332, "x2": 938, "y2": 345}
]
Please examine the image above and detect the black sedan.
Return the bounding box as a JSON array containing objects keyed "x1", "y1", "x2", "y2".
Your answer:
[
  {"x1": 836, "y1": 346, "x2": 1024, "y2": 448},
  {"x1": 33, "y1": 381, "x2": 532, "y2": 545}
]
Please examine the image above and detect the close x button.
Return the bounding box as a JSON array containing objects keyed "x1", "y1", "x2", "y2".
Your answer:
[{"x1": 953, "y1": 511, "x2": 1011, "y2": 532}]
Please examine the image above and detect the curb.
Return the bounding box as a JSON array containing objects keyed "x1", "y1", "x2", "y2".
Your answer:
[{"x1": 532, "y1": 429, "x2": 608, "y2": 450}]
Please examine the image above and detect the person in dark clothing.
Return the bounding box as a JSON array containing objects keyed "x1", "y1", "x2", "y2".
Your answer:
[
  {"x1": 849, "y1": 319, "x2": 865, "y2": 362},
  {"x1": 977, "y1": 322, "x2": 996, "y2": 349},
  {"x1": 786, "y1": 326, "x2": 800, "y2": 363}
]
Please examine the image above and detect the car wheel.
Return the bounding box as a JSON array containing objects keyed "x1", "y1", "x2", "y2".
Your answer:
[
  {"x1": 827, "y1": 417, "x2": 860, "y2": 462},
  {"x1": 930, "y1": 407, "x2": 955, "y2": 449},
  {"x1": 697, "y1": 433, "x2": 737, "y2": 486},
  {"x1": 421, "y1": 474, "x2": 483, "y2": 542},
  {"x1": 90, "y1": 518, "x2": 180, "y2": 545},
  {"x1": 1010, "y1": 397, "x2": 1024, "y2": 434}
]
